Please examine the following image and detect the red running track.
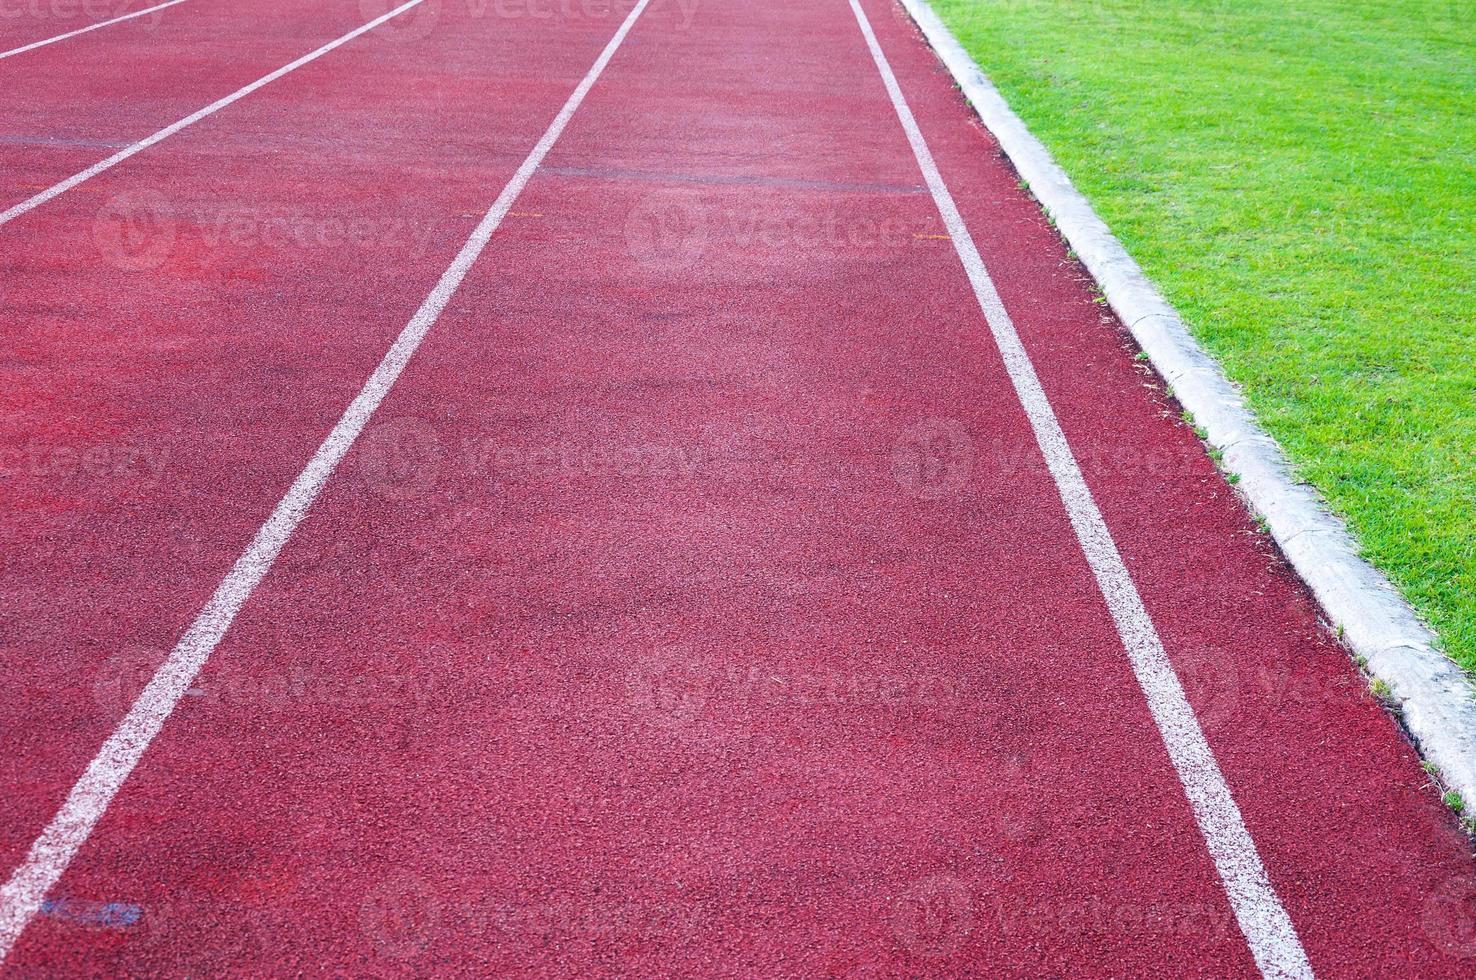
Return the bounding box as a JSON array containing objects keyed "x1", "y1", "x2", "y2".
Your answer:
[
  {"x1": 1, "y1": 0, "x2": 1474, "y2": 974},
  {"x1": 0, "y1": 0, "x2": 398, "y2": 199},
  {"x1": 0, "y1": 0, "x2": 189, "y2": 59}
]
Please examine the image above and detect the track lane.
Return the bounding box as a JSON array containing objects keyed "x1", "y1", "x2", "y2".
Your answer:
[
  {"x1": 2, "y1": 0, "x2": 1474, "y2": 974},
  {"x1": 856, "y1": 0, "x2": 1476, "y2": 968},
  {"x1": 0, "y1": 0, "x2": 408, "y2": 211},
  {"x1": 0, "y1": 0, "x2": 653, "y2": 957},
  {"x1": 0, "y1": 0, "x2": 179, "y2": 51},
  {"x1": 851, "y1": 0, "x2": 1476, "y2": 971},
  {"x1": 0, "y1": 0, "x2": 641, "y2": 895},
  {"x1": 0, "y1": 0, "x2": 1379, "y2": 974},
  {"x1": 845, "y1": 0, "x2": 1313, "y2": 972},
  {"x1": 0, "y1": 0, "x2": 190, "y2": 62}
]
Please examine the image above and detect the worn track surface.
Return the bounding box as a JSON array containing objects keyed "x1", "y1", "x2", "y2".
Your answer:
[{"x1": 2, "y1": 0, "x2": 1473, "y2": 974}]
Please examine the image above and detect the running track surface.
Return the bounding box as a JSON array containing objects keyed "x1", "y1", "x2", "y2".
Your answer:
[{"x1": 1, "y1": 0, "x2": 1473, "y2": 974}]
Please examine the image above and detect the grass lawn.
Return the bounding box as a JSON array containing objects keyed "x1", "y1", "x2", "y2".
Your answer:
[{"x1": 927, "y1": 0, "x2": 1476, "y2": 673}]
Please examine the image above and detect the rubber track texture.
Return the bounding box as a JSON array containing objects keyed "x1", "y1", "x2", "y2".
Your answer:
[{"x1": 1, "y1": 0, "x2": 1473, "y2": 974}]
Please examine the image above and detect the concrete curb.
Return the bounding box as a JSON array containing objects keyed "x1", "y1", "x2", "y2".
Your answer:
[{"x1": 897, "y1": 0, "x2": 1476, "y2": 808}]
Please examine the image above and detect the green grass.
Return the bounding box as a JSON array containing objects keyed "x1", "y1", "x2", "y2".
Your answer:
[{"x1": 929, "y1": 0, "x2": 1476, "y2": 672}]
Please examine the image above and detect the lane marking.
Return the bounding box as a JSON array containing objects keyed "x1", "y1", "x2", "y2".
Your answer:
[
  {"x1": 900, "y1": 0, "x2": 1476, "y2": 811},
  {"x1": 0, "y1": 0, "x2": 652, "y2": 961},
  {"x1": 0, "y1": 0, "x2": 190, "y2": 62},
  {"x1": 843, "y1": 1, "x2": 1314, "y2": 977},
  {"x1": 0, "y1": 0, "x2": 427, "y2": 230}
]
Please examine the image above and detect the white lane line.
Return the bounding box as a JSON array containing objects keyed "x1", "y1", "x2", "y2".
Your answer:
[
  {"x1": 0, "y1": 0, "x2": 425, "y2": 230},
  {"x1": 0, "y1": 0, "x2": 652, "y2": 961},
  {"x1": 0, "y1": 0, "x2": 190, "y2": 62},
  {"x1": 844, "y1": 1, "x2": 1313, "y2": 978}
]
